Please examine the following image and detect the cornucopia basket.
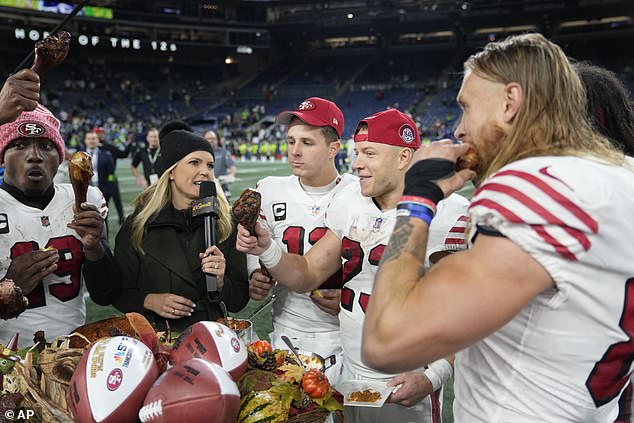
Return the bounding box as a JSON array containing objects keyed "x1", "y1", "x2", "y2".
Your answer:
[
  {"x1": 1, "y1": 315, "x2": 345, "y2": 423},
  {"x1": 285, "y1": 408, "x2": 344, "y2": 423},
  {"x1": 8, "y1": 336, "x2": 81, "y2": 422}
]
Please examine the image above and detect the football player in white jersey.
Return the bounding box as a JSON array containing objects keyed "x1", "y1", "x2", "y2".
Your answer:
[
  {"x1": 362, "y1": 34, "x2": 634, "y2": 423},
  {"x1": 0, "y1": 91, "x2": 118, "y2": 347},
  {"x1": 238, "y1": 108, "x2": 470, "y2": 422},
  {"x1": 575, "y1": 62, "x2": 634, "y2": 423},
  {"x1": 248, "y1": 97, "x2": 355, "y2": 382}
]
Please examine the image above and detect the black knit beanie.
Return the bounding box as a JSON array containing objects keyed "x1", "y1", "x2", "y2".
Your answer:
[
  {"x1": 158, "y1": 120, "x2": 193, "y2": 141},
  {"x1": 157, "y1": 129, "x2": 215, "y2": 174}
]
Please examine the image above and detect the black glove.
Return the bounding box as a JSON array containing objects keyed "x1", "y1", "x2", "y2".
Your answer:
[{"x1": 403, "y1": 159, "x2": 456, "y2": 205}]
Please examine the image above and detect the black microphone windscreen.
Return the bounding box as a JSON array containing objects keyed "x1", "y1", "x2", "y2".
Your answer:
[{"x1": 200, "y1": 181, "x2": 217, "y2": 198}]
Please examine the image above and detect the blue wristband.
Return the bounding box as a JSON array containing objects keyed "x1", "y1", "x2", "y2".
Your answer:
[{"x1": 396, "y1": 202, "x2": 434, "y2": 225}]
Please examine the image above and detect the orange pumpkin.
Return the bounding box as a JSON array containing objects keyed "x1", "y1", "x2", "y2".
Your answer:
[{"x1": 301, "y1": 369, "x2": 330, "y2": 398}]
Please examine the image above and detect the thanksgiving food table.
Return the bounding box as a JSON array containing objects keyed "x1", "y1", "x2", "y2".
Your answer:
[{"x1": 0, "y1": 312, "x2": 346, "y2": 422}]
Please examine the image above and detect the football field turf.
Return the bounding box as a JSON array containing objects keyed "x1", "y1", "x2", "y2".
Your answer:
[{"x1": 85, "y1": 158, "x2": 466, "y2": 422}]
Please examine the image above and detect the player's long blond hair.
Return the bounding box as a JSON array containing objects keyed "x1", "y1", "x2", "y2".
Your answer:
[
  {"x1": 130, "y1": 163, "x2": 232, "y2": 253},
  {"x1": 465, "y1": 33, "x2": 622, "y2": 182}
]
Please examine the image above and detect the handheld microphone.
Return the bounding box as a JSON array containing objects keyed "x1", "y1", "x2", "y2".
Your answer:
[{"x1": 192, "y1": 181, "x2": 219, "y2": 296}]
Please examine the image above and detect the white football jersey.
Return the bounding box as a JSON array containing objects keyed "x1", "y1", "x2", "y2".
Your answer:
[
  {"x1": 454, "y1": 156, "x2": 634, "y2": 422},
  {"x1": 253, "y1": 174, "x2": 357, "y2": 333},
  {"x1": 0, "y1": 184, "x2": 107, "y2": 348},
  {"x1": 325, "y1": 182, "x2": 469, "y2": 380}
]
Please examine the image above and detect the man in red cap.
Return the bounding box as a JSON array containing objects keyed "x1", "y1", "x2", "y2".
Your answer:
[
  {"x1": 0, "y1": 76, "x2": 120, "y2": 347},
  {"x1": 246, "y1": 97, "x2": 356, "y2": 383},
  {"x1": 238, "y1": 108, "x2": 470, "y2": 422}
]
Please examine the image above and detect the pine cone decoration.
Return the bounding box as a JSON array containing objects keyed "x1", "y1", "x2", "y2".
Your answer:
[
  {"x1": 248, "y1": 349, "x2": 279, "y2": 371},
  {"x1": 298, "y1": 390, "x2": 313, "y2": 409},
  {"x1": 247, "y1": 350, "x2": 262, "y2": 369},
  {"x1": 284, "y1": 354, "x2": 300, "y2": 366},
  {"x1": 260, "y1": 351, "x2": 278, "y2": 371},
  {"x1": 248, "y1": 349, "x2": 283, "y2": 371}
]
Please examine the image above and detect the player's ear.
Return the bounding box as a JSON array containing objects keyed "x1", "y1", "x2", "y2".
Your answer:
[
  {"x1": 503, "y1": 82, "x2": 523, "y2": 124},
  {"x1": 398, "y1": 147, "x2": 413, "y2": 171},
  {"x1": 329, "y1": 140, "x2": 340, "y2": 158}
]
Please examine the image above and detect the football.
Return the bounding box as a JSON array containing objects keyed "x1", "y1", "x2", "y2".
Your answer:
[
  {"x1": 138, "y1": 358, "x2": 240, "y2": 423},
  {"x1": 68, "y1": 336, "x2": 159, "y2": 423},
  {"x1": 169, "y1": 321, "x2": 247, "y2": 381}
]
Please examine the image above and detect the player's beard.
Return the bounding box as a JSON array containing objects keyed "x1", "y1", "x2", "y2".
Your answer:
[{"x1": 473, "y1": 121, "x2": 507, "y2": 185}]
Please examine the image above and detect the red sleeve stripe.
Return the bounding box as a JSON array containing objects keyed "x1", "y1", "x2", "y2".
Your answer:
[
  {"x1": 430, "y1": 388, "x2": 442, "y2": 423},
  {"x1": 471, "y1": 198, "x2": 578, "y2": 260},
  {"x1": 532, "y1": 225, "x2": 577, "y2": 261},
  {"x1": 444, "y1": 216, "x2": 469, "y2": 245},
  {"x1": 478, "y1": 182, "x2": 592, "y2": 250},
  {"x1": 259, "y1": 213, "x2": 267, "y2": 221},
  {"x1": 445, "y1": 237, "x2": 466, "y2": 245},
  {"x1": 490, "y1": 169, "x2": 598, "y2": 233}
]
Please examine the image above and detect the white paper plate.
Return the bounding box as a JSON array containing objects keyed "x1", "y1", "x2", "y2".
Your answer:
[{"x1": 339, "y1": 380, "x2": 395, "y2": 408}]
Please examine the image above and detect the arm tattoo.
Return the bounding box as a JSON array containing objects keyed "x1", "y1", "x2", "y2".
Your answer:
[
  {"x1": 380, "y1": 217, "x2": 428, "y2": 276},
  {"x1": 380, "y1": 217, "x2": 413, "y2": 264},
  {"x1": 376, "y1": 217, "x2": 429, "y2": 303}
]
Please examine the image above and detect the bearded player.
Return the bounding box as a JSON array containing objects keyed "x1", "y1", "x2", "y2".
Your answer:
[
  {"x1": 238, "y1": 108, "x2": 470, "y2": 422},
  {"x1": 0, "y1": 93, "x2": 119, "y2": 347},
  {"x1": 363, "y1": 34, "x2": 634, "y2": 422},
  {"x1": 248, "y1": 97, "x2": 356, "y2": 383}
]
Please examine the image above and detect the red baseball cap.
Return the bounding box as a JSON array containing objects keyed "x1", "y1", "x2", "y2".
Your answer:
[
  {"x1": 276, "y1": 97, "x2": 344, "y2": 138},
  {"x1": 354, "y1": 108, "x2": 420, "y2": 150}
]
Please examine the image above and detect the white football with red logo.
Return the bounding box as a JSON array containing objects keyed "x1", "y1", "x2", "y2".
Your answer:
[
  {"x1": 138, "y1": 358, "x2": 240, "y2": 423},
  {"x1": 68, "y1": 336, "x2": 159, "y2": 423},
  {"x1": 169, "y1": 321, "x2": 247, "y2": 381}
]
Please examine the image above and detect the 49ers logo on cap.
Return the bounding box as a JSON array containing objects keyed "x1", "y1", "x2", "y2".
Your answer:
[
  {"x1": 297, "y1": 100, "x2": 316, "y2": 111},
  {"x1": 399, "y1": 124, "x2": 415, "y2": 144},
  {"x1": 17, "y1": 122, "x2": 46, "y2": 137}
]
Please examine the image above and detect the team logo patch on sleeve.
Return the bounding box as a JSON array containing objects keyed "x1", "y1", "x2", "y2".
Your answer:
[{"x1": 272, "y1": 203, "x2": 287, "y2": 221}]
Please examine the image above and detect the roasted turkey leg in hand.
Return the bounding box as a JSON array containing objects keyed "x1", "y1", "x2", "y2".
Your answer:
[
  {"x1": 455, "y1": 146, "x2": 481, "y2": 172},
  {"x1": 68, "y1": 151, "x2": 93, "y2": 211},
  {"x1": 232, "y1": 188, "x2": 262, "y2": 235},
  {"x1": 30, "y1": 31, "x2": 71, "y2": 76},
  {"x1": 0, "y1": 278, "x2": 28, "y2": 320}
]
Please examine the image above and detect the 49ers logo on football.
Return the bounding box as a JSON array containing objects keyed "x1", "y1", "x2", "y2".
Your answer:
[
  {"x1": 106, "y1": 368, "x2": 123, "y2": 391},
  {"x1": 231, "y1": 337, "x2": 241, "y2": 353},
  {"x1": 17, "y1": 122, "x2": 46, "y2": 137}
]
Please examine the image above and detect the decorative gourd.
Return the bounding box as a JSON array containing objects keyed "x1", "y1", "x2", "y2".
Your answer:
[
  {"x1": 301, "y1": 370, "x2": 330, "y2": 399},
  {"x1": 237, "y1": 390, "x2": 288, "y2": 423}
]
